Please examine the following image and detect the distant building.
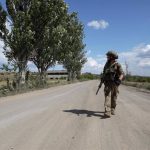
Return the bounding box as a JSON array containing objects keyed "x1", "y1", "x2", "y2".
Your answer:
[{"x1": 47, "y1": 70, "x2": 68, "y2": 79}]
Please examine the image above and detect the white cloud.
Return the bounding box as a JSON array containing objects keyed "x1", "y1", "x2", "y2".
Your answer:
[
  {"x1": 0, "y1": 40, "x2": 7, "y2": 65},
  {"x1": 119, "y1": 43, "x2": 150, "y2": 75},
  {"x1": 87, "y1": 20, "x2": 109, "y2": 30},
  {"x1": 6, "y1": 20, "x2": 12, "y2": 33},
  {"x1": 87, "y1": 57, "x2": 99, "y2": 67},
  {"x1": 0, "y1": 20, "x2": 11, "y2": 66},
  {"x1": 82, "y1": 57, "x2": 104, "y2": 74},
  {"x1": 134, "y1": 44, "x2": 150, "y2": 58},
  {"x1": 27, "y1": 61, "x2": 38, "y2": 72},
  {"x1": 138, "y1": 58, "x2": 150, "y2": 67},
  {"x1": 119, "y1": 44, "x2": 150, "y2": 66}
]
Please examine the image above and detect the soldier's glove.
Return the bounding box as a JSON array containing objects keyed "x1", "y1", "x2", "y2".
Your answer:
[{"x1": 115, "y1": 79, "x2": 121, "y2": 86}]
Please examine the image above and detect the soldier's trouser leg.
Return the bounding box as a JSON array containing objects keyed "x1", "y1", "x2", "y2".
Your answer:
[
  {"x1": 111, "y1": 85, "x2": 118, "y2": 109},
  {"x1": 104, "y1": 85, "x2": 111, "y2": 115}
]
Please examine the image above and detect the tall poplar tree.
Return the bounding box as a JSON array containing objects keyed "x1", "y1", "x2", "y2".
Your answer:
[
  {"x1": 30, "y1": 0, "x2": 68, "y2": 84},
  {"x1": 60, "y1": 13, "x2": 87, "y2": 81},
  {"x1": 3, "y1": 0, "x2": 34, "y2": 86}
]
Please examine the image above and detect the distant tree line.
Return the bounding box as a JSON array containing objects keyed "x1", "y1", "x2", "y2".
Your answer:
[
  {"x1": 79, "y1": 73, "x2": 100, "y2": 80},
  {"x1": 0, "y1": 0, "x2": 87, "y2": 88},
  {"x1": 125, "y1": 75, "x2": 150, "y2": 83}
]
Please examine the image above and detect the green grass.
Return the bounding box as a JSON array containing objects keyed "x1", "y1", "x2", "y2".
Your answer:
[
  {"x1": 0, "y1": 77, "x2": 73, "y2": 98},
  {"x1": 122, "y1": 81, "x2": 150, "y2": 91}
]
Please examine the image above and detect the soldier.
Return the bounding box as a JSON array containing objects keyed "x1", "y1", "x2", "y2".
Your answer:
[{"x1": 101, "y1": 50, "x2": 124, "y2": 117}]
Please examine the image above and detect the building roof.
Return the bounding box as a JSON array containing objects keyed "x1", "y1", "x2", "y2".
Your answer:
[{"x1": 47, "y1": 70, "x2": 68, "y2": 73}]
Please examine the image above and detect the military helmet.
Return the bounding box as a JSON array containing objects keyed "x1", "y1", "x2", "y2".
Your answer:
[{"x1": 106, "y1": 50, "x2": 118, "y2": 59}]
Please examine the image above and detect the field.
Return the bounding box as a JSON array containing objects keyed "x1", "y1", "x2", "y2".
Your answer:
[
  {"x1": 0, "y1": 72, "x2": 69, "y2": 97},
  {"x1": 122, "y1": 81, "x2": 150, "y2": 91},
  {"x1": 123, "y1": 75, "x2": 150, "y2": 91}
]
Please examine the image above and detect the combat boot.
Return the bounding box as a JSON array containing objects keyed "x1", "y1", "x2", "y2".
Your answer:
[
  {"x1": 104, "y1": 111, "x2": 111, "y2": 118},
  {"x1": 111, "y1": 108, "x2": 115, "y2": 115}
]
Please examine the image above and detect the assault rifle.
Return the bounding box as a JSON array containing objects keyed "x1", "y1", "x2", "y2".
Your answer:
[{"x1": 96, "y1": 79, "x2": 104, "y2": 95}]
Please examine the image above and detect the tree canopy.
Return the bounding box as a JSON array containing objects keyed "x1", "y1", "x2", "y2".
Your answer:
[
  {"x1": 60, "y1": 13, "x2": 87, "y2": 80},
  {"x1": 30, "y1": 0, "x2": 68, "y2": 79}
]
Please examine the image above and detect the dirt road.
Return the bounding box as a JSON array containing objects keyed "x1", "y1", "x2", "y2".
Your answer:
[{"x1": 0, "y1": 80, "x2": 150, "y2": 150}]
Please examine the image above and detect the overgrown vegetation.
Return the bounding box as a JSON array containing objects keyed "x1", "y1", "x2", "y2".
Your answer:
[
  {"x1": 0, "y1": 71, "x2": 72, "y2": 97},
  {"x1": 123, "y1": 75, "x2": 150, "y2": 91},
  {"x1": 79, "y1": 73, "x2": 100, "y2": 81},
  {"x1": 125, "y1": 75, "x2": 150, "y2": 83}
]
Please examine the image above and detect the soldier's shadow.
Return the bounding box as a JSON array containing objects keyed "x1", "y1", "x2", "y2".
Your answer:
[{"x1": 63, "y1": 109, "x2": 109, "y2": 119}]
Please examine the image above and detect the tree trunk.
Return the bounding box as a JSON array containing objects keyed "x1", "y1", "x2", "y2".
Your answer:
[
  {"x1": 71, "y1": 71, "x2": 76, "y2": 81},
  {"x1": 67, "y1": 71, "x2": 71, "y2": 81},
  {"x1": 38, "y1": 68, "x2": 47, "y2": 86},
  {"x1": 17, "y1": 62, "x2": 27, "y2": 89},
  {"x1": 76, "y1": 70, "x2": 81, "y2": 79}
]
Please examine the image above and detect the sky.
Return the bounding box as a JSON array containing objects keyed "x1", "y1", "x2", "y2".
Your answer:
[{"x1": 0, "y1": 0, "x2": 150, "y2": 76}]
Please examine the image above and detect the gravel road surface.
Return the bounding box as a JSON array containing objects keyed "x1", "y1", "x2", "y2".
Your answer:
[{"x1": 0, "y1": 80, "x2": 150, "y2": 150}]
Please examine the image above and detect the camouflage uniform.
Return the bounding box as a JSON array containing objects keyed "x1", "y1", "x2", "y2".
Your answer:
[{"x1": 102, "y1": 51, "x2": 124, "y2": 117}]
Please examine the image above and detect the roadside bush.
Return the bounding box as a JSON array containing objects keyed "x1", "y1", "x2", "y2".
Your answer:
[
  {"x1": 125, "y1": 75, "x2": 150, "y2": 83},
  {"x1": 79, "y1": 73, "x2": 99, "y2": 81}
]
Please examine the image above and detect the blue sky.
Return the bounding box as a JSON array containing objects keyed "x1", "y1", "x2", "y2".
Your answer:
[{"x1": 0, "y1": 0, "x2": 150, "y2": 76}]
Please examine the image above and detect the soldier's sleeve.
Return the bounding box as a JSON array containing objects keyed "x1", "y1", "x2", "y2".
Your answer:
[
  {"x1": 101, "y1": 63, "x2": 107, "y2": 79},
  {"x1": 103, "y1": 62, "x2": 108, "y2": 73},
  {"x1": 117, "y1": 63, "x2": 124, "y2": 76}
]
